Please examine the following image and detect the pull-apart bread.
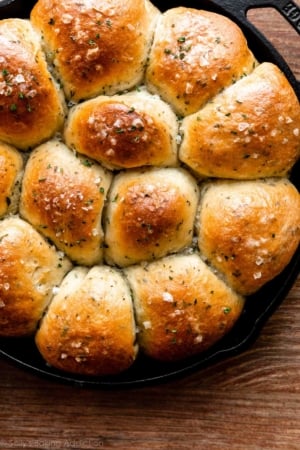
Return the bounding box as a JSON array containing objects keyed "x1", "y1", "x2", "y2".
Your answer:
[
  {"x1": 0, "y1": 19, "x2": 65, "y2": 149},
  {"x1": 0, "y1": 0, "x2": 299, "y2": 377}
]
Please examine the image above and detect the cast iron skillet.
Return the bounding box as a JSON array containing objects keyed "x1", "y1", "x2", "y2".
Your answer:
[{"x1": 0, "y1": 0, "x2": 299, "y2": 388}]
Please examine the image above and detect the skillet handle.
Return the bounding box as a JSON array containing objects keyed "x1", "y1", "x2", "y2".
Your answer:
[
  {"x1": 275, "y1": 0, "x2": 300, "y2": 34},
  {"x1": 209, "y1": 0, "x2": 300, "y2": 34}
]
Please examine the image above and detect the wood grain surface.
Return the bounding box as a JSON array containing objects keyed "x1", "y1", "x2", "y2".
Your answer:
[{"x1": 0, "y1": 4, "x2": 300, "y2": 450}]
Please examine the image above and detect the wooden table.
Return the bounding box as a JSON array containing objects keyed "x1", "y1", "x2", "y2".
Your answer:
[{"x1": 0, "y1": 5, "x2": 299, "y2": 449}]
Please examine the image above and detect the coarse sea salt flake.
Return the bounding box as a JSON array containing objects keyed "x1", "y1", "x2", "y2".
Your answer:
[
  {"x1": 15, "y1": 74, "x2": 25, "y2": 83},
  {"x1": 238, "y1": 122, "x2": 249, "y2": 132},
  {"x1": 71, "y1": 341, "x2": 82, "y2": 348},
  {"x1": 143, "y1": 321, "x2": 152, "y2": 329},
  {"x1": 92, "y1": 228, "x2": 98, "y2": 236},
  {"x1": 255, "y1": 256, "x2": 264, "y2": 266},
  {"x1": 270, "y1": 129, "x2": 277, "y2": 137},
  {"x1": 62, "y1": 13, "x2": 73, "y2": 24},
  {"x1": 185, "y1": 82, "x2": 194, "y2": 94},
  {"x1": 162, "y1": 292, "x2": 173, "y2": 302},
  {"x1": 194, "y1": 335, "x2": 203, "y2": 344},
  {"x1": 87, "y1": 116, "x2": 95, "y2": 125},
  {"x1": 52, "y1": 286, "x2": 60, "y2": 295}
]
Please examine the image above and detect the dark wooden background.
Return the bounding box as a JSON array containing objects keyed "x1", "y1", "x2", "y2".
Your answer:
[{"x1": 0, "y1": 5, "x2": 300, "y2": 449}]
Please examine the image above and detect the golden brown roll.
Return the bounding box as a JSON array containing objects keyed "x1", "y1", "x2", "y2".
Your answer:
[
  {"x1": 64, "y1": 89, "x2": 179, "y2": 170},
  {"x1": 30, "y1": 0, "x2": 160, "y2": 101},
  {"x1": 125, "y1": 253, "x2": 244, "y2": 361},
  {"x1": 0, "y1": 19, "x2": 66, "y2": 150},
  {"x1": 104, "y1": 168, "x2": 200, "y2": 267},
  {"x1": 0, "y1": 142, "x2": 23, "y2": 217},
  {"x1": 179, "y1": 63, "x2": 300, "y2": 179},
  {"x1": 0, "y1": 216, "x2": 71, "y2": 337},
  {"x1": 0, "y1": 2, "x2": 299, "y2": 377},
  {"x1": 145, "y1": 7, "x2": 256, "y2": 116},
  {"x1": 19, "y1": 139, "x2": 112, "y2": 266},
  {"x1": 35, "y1": 265, "x2": 138, "y2": 376},
  {"x1": 197, "y1": 178, "x2": 300, "y2": 296}
]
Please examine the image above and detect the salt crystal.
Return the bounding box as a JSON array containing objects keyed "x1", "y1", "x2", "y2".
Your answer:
[
  {"x1": 143, "y1": 321, "x2": 152, "y2": 329},
  {"x1": 194, "y1": 335, "x2": 203, "y2": 344},
  {"x1": 14, "y1": 74, "x2": 25, "y2": 84},
  {"x1": 162, "y1": 292, "x2": 173, "y2": 302},
  {"x1": 255, "y1": 256, "x2": 264, "y2": 266},
  {"x1": 52, "y1": 286, "x2": 60, "y2": 295}
]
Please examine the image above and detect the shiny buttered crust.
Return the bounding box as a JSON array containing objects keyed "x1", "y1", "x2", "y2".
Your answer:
[
  {"x1": 104, "y1": 168, "x2": 199, "y2": 267},
  {"x1": 180, "y1": 63, "x2": 300, "y2": 179},
  {"x1": 0, "y1": 142, "x2": 23, "y2": 217},
  {"x1": 125, "y1": 253, "x2": 245, "y2": 361},
  {"x1": 30, "y1": 0, "x2": 160, "y2": 101},
  {"x1": 197, "y1": 179, "x2": 300, "y2": 296},
  {"x1": 19, "y1": 140, "x2": 112, "y2": 266},
  {"x1": 146, "y1": 7, "x2": 256, "y2": 116},
  {"x1": 64, "y1": 89, "x2": 179, "y2": 170},
  {"x1": 0, "y1": 1, "x2": 299, "y2": 377},
  {"x1": 0, "y1": 217, "x2": 71, "y2": 336},
  {"x1": 35, "y1": 266, "x2": 137, "y2": 376},
  {"x1": 0, "y1": 19, "x2": 66, "y2": 150}
]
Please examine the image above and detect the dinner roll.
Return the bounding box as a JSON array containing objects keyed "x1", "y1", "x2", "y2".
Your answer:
[
  {"x1": 0, "y1": 142, "x2": 23, "y2": 217},
  {"x1": 146, "y1": 7, "x2": 256, "y2": 116},
  {"x1": 0, "y1": 19, "x2": 66, "y2": 150},
  {"x1": 0, "y1": 216, "x2": 71, "y2": 337},
  {"x1": 20, "y1": 140, "x2": 112, "y2": 266},
  {"x1": 64, "y1": 89, "x2": 179, "y2": 170},
  {"x1": 197, "y1": 179, "x2": 300, "y2": 296},
  {"x1": 104, "y1": 168, "x2": 199, "y2": 267},
  {"x1": 125, "y1": 253, "x2": 244, "y2": 361},
  {"x1": 30, "y1": 0, "x2": 160, "y2": 101},
  {"x1": 179, "y1": 63, "x2": 300, "y2": 179},
  {"x1": 35, "y1": 265, "x2": 137, "y2": 376}
]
